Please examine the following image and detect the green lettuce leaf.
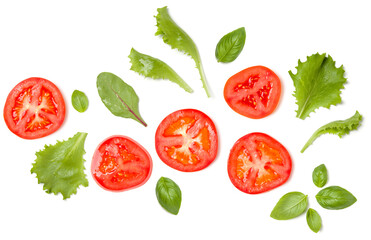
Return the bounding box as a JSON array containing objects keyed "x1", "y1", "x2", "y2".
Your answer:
[
  {"x1": 301, "y1": 111, "x2": 362, "y2": 153},
  {"x1": 31, "y1": 132, "x2": 89, "y2": 199},
  {"x1": 289, "y1": 53, "x2": 346, "y2": 119},
  {"x1": 155, "y1": 6, "x2": 210, "y2": 97},
  {"x1": 128, "y1": 48, "x2": 193, "y2": 93}
]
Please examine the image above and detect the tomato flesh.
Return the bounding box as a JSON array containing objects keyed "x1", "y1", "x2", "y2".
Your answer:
[
  {"x1": 228, "y1": 132, "x2": 292, "y2": 194},
  {"x1": 224, "y1": 66, "x2": 281, "y2": 119},
  {"x1": 91, "y1": 136, "x2": 152, "y2": 192},
  {"x1": 155, "y1": 109, "x2": 218, "y2": 172},
  {"x1": 4, "y1": 77, "x2": 65, "y2": 139}
]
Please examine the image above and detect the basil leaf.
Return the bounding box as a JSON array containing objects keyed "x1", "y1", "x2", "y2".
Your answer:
[
  {"x1": 306, "y1": 208, "x2": 322, "y2": 233},
  {"x1": 97, "y1": 72, "x2": 147, "y2": 126},
  {"x1": 270, "y1": 192, "x2": 308, "y2": 220},
  {"x1": 71, "y1": 90, "x2": 89, "y2": 113},
  {"x1": 156, "y1": 177, "x2": 181, "y2": 215},
  {"x1": 316, "y1": 186, "x2": 357, "y2": 210},
  {"x1": 128, "y1": 48, "x2": 193, "y2": 93},
  {"x1": 215, "y1": 27, "x2": 246, "y2": 63},
  {"x1": 312, "y1": 164, "x2": 328, "y2": 188}
]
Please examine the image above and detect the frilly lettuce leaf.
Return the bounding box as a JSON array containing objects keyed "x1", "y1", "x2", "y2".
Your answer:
[
  {"x1": 128, "y1": 48, "x2": 193, "y2": 93},
  {"x1": 301, "y1": 111, "x2": 362, "y2": 153},
  {"x1": 155, "y1": 6, "x2": 210, "y2": 97},
  {"x1": 31, "y1": 132, "x2": 89, "y2": 199},
  {"x1": 289, "y1": 53, "x2": 347, "y2": 119}
]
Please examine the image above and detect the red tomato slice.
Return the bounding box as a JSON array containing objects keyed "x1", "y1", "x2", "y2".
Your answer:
[
  {"x1": 155, "y1": 109, "x2": 218, "y2": 172},
  {"x1": 228, "y1": 132, "x2": 292, "y2": 194},
  {"x1": 3, "y1": 77, "x2": 66, "y2": 139},
  {"x1": 224, "y1": 66, "x2": 281, "y2": 119},
  {"x1": 91, "y1": 135, "x2": 152, "y2": 192}
]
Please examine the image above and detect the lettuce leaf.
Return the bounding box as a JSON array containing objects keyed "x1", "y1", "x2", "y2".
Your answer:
[
  {"x1": 31, "y1": 132, "x2": 89, "y2": 199},
  {"x1": 301, "y1": 111, "x2": 362, "y2": 153},
  {"x1": 128, "y1": 48, "x2": 193, "y2": 93},
  {"x1": 155, "y1": 6, "x2": 210, "y2": 97},
  {"x1": 289, "y1": 53, "x2": 346, "y2": 119}
]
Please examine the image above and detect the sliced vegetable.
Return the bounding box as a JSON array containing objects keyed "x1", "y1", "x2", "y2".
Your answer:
[
  {"x1": 228, "y1": 132, "x2": 292, "y2": 194},
  {"x1": 316, "y1": 186, "x2": 357, "y2": 210},
  {"x1": 91, "y1": 135, "x2": 152, "y2": 192},
  {"x1": 215, "y1": 27, "x2": 246, "y2": 63},
  {"x1": 289, "y1": 53, "x2": 347, "y2": 119},
  {"x1": 270, "y1": 192, "x2": 308, "y2": 220},
  {"x1": 312, "y1": 164, "x2": 328, "y2": 188},
  {"x1": 306, "y1": 208, "x2": 322, "y2": 233},
  {"x1": 30, "y1": 132, "x2": 89, "y2": 199},
  {"x1": 97, "y1": 72, "x2": 147, "y2": 126},
  {"x1": 71, "y1": 90, "x2": 89, "y2": 113},
  {"x1": 155, "y1": 109, "x2": 218, "y2": 172},
  {"x1": 301, "y1": 111, "x2": 362, "y2": 152},
  {"x1": 224, "y1": 66, "x2": 281, "y2": 119},
  {"x1": 155, "y1": 6, "x2": 210, "y2": 97},
  {"x1": 128, "y1": 48, "x2": 193, "y2": 93},
  {"x1": 3, "y1": 77, "x2": 65, "y2": 139},
  {"x1": 156, "y1": 177, "x2": 182, "y2": 215}
]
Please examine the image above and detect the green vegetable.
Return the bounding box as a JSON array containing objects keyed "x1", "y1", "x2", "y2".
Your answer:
[
  {"x1": 71, "y1": 90, "x2": 89, "y2": 113},
  {"x1": 155, "y1": 6, "x2": 210, "y2": 97},
  {"x1": 215, "y1": 27, "x2": 246, "y2": 63},
  {"x1": 312, "y1": 164, "x2": 328, "y2": 188},
  {"x1": 316, "y1": 186, "x2": 357, "y2": 210},
  {"x1": 306, "y1": 208, "x2": 322, "y2": 233},
  {"x1": 97, "y1": 72, "x2": 147, "y2": 126},
  {"x1": 128, "y1": 48, "x2": 193, "y2": 93},
  {"x1": 156, "y1": 177, "x2": 182, "y2": 215},
  {"x1": 30, "y1": 132, "x2": 89, "y2": 199},
  {"x1": 301, "y1": 111, "x2": 362, "y2": 152},
  {"x1": 270, "y1": 192, "x2": 308, "y2": 220},
  {"x1": 289, "y1": 53, "x2": 347, "y2": 119}
]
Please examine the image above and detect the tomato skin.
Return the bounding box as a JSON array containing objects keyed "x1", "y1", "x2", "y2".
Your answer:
[
  {"x1": 91, "y1": 135, "x2": 152, "y2": 192},
  {"x1": 227, "y1": 132, "x2": 292, "y2": 194},
  {"x1": 224, "y1": 66, "x2": 281, "y2": 119},
  {"x1": 3, "y1": 77, "x2": 65, "y2": 139},
  {"x1": 155, "y1": 109, "x2": 218, "y2": 172}
]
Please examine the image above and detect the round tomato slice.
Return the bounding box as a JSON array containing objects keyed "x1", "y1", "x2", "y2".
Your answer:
[
  {"x1": 91, "y1": 135, "x2": 152, "y2": 192},
  {"x1": 3, "y1": 77, "x2": 66, "y2": 139},
  {"x1": 155, "y1": 109, "x2": 218, "y2": 172},
  {"x1": 228, "y1": 132, "x2": 292, "y2": 194},
  {"x1": 224, "y1": 66, "x2": 281, "y2": 119}
]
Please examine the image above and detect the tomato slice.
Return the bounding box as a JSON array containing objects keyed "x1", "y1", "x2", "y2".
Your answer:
[
  {"x1": 227, "y1": 132, "x2": 292, "y2": 194},
  {"x1": 3, "y1": 77, "x2": 66, "y2": 139},
  {"x1": 91, "y1": 135, "x2": 152, "y2": 192},
  {"x1": 155, "y1": 109, "x2": 218, "y2": 172},
  {"x1": 224, "y1": 66, "x2": 281, "y2": 119}
]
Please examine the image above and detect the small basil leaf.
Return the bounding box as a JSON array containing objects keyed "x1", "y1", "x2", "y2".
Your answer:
[
  {"x1": 306, "y1": 208, "x2": 322, "y2": 233},
  {"x1": 215, "y1": 27, "x2": 246, "y2": 63},
  {"x1": 270, "y1": 192, "x2": 308, "y2": 220},
  {"x1": 156, "y1": 177, "x2": 182, "y2": 215},
  {"x1": 312, "y1": 164, "x2": 328, "y2": 188},
  {"x1": 71, "y1": 90, "x2": 89, "y2": 113},
  {"x1": 316, "y1": 186, "x2": 357, "y2": 210},
  {"x1": 97, "y1": 72, "x2": 147, "y2": 126}
]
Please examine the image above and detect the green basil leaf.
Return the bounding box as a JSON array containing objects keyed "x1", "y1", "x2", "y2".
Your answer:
[
  {"x1": 215, "y1": 27, "x2": 246, "y2": 63},
  {"x1": 156, "y1": 177, "x2": 181, "y2": 215},
  {"x1": 128, "y1": 48, "x2": 193, "y2": 93},
  {"x1": 270, "y1": 192, "x2": 308, "y2": 220},
  {"x1": 316, "y1": 186, "x2": 357, "y2": 210},
  {"x1": 97, "y1": 72, "x2": 147, "y2": 126},
  {"x1": 71, "y1": 90, "x2": 89, "y2": 113},
  {"x1": 312, "y1": 164, "x2": 328, "y2": 188},
  {"x1": 306, "y1": 208, "x2": 322, "y2": 233}
]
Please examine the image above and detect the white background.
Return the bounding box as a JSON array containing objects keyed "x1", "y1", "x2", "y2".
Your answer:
[{"x1": 0, "y1": 0, "x2": 370, "y2": 239}]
